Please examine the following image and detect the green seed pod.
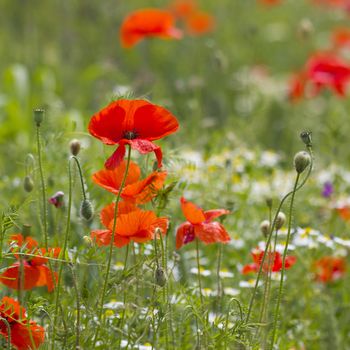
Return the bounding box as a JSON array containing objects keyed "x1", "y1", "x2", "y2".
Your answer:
[
  {"x1": 69, "y1": 139, "x2": 81, "y2": 156},
  {"x1": 294, "y1": 151, "x2": 311, "y2": 174},
  {"x1": 24, "y1": 175, "x2": 34, "y2": 192},
  {"x1": 260, "y1": 220, "x2": 270, "y2": 238},
  {"x1": 80, "y1": 199, "x2": 94, "y2": 221},
  {"x1": 276, "y1": 212, "x2": 286, "y2": 230},
  {"x1": 155, "y1": 267, "x2": 167, "y2": 287},
  {"x1": 300, "y1": 131, "x2": 312, "y2": 147},
  {"x1": 34, "y1": 109, "x2": 44, "y2": 127}
]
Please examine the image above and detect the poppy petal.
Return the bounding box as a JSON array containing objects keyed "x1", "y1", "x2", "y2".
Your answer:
[
  {"x1": 91, "y1": 229, "x2": 113, "y2": 246},
  {"x1": 204, "y1": 209, "x2": 229, "y2": 222},
  {"x1": 105, "y1": 143, "x2": 127, "y2": 170},
  {"x1": 180, "y1": 197, "x2": 206, "y2": 224},
  {"x1": 194, "y1": 222, "x2": 231, "y2": 244},
  {"x1": 176, "y1": 222, "x2": 195, "y2": 249},
  {"x1": 10, "y1": 321, "x2": 45, "y2": 350}
]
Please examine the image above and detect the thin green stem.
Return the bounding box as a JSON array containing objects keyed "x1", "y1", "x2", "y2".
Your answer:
[
  {"x1": 70, "y1": 156, "x2": 87, "y2": 200},
  {"x1": 245, "y1": 151, "x2": 312, "y2": 323},
  {"x1": 69, "y1": 264, "x2": 81, "y2": 350},
  {"x1": 270, "y1": 173, "x2": 300, "y2": 349},
  {"x1": 216, "y1": 244, "x2": 223, "y2": 311},
  {"x1": 93, "y1": 145, "x2": 132, "y2": 347},
  {"x1": 51, "y1": 157, "x2": 74, "y2": 350}
]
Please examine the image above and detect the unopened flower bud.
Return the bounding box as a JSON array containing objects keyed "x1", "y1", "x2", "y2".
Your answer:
[
  {"x1": 300, "y1": 131, "x2": 312, "y2": 147},
  {"x1": 83, "y1": 235, "x2": 93, "y2": 246},
  {"x1": 260, "y1": 220, "x2": 270, "y2": 238},
  {"x1": 80, "y1": 199, "x2": 94, "y2": 221},
  {"x1": 49, "y1": 191, "x2": 65, "y2": 208},
  {"x1": 155, "y1": 267, "x2": 167, "y2": 287},
  {"x1": 69, "y1": 139, "x2": 81, "y2": 156},
  {"x1": 294, "y1": 151, "x2": 311, "y2": 174},
  {"x1": 34, "y1": 109, "x2": 44, "y2": 127},
  {"x1": 276, "y1": 212, "x2": 286, "y2": 230},
  {"x1": 24, "y1": 175, "x2": 34, "y2": 192},
  {"x1": 265, "y1": 197, "x2": 273, "y2": 209}
]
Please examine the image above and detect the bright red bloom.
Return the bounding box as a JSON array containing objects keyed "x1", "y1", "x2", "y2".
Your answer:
[
  {"x1": 92, "y1": 160, "x2": 167, "y2": 204},
  {"x1": 314, "y1": 256, "x2": 346, "y2": 283},
  {"x1": 170, "y1": 0, "x2": 198, "y2": 18},
  {"x1": 332, "y1": 27, "x2": 350, "y2": 48},
  {"x1": 337, "y1": 205, "x2": 350, "y2": 221},
  {"x1": 0, "y1": 297, "x2": 45, "y2": 350},
  {"x1": 242, "y1": 248, "x2": 297, "y2": 274},
  {"x1": 288, "y1": 72, "x2": 306, "y2": 102},
  {"x1": 176, "y1": 197, "x2": 230, "y2": 249},
  {"x1": 88, "y1": 99, "x2": 179, "y2": 170},
  {"x1": 185, "y1": 11, "x2": 215, "y2": 35},
  {"x1": 91, "y1": 202, "x2": 168, "y2": 248},
  {"x1": 306, "y1": 52, "x2": 350, "y2": 96},
  {"x1": 0, "y1": 234, "x2": 60, "y2": 292},
  {"x1": 120, "y1": 9, "x2": 183, "y2": 48}
]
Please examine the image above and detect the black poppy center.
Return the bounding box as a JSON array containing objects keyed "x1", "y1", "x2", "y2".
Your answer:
[{"x1": 123, "y1": 130, "x2": 138, "y2": 140}]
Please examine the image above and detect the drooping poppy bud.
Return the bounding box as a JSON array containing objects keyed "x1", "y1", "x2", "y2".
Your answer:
[
  {"x1": 294, "y1": 151, "x2": 311, "y2": 174},
  {"x1": 49, "y1": 191, "x2": 65, "y2": 208},
  {"x1": 155, "y1": 267, "x2": 167, "y2": 287},
  {"x1": 260, "y1": 220, "x2": 270, "y2": 238},
  {"x1": 24, "y1": 175, "x2": 34, "y2": 192},
  {"x1": 80, "y1": 199, "x2": 94, "y2": 221},
  {"x1": 34, "y1": 109, "x2": 44, "y2": 127},
  {"x1": 69, "y1": 139, "x2": 81, "y2": 156},
  {"x1": 276, "y1": 212, "x2": 286, "y2": 230}
]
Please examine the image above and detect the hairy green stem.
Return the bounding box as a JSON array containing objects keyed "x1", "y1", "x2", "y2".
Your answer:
[
  {"x1": 270, "y1": 173, "x2": 300, "y2": 349},
  {"x1": 93, "y1": 145, "x2": 132, "y2": 347}
]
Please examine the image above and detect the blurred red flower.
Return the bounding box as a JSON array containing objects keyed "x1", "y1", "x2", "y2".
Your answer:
[
  {"x1": 259, "y1": 0, "x2": 281, "y2": 5},
  {"x1": 176, "y1": 197, "x2": 230, "y2": 249},
  {"x1": 314, "y1": 256, "x2": 346, "y2": 283},
  {"x1": 92, "y1": 160, "x2": 167, "y2": 204},
  {"x1": 88, "y1": 99, "x2": 179, "y2": 170},
  {"x1": 120, "y1": 9, "x2": 182, "y2": 48},
  {"x1": 170, "y1": 0, "x2": 198, "y2": 18},
  {"x1": 0, "y1": 296, "x2": 45, "y2": 350},
  {"x1": 185, "y1": 11, "x2": 215, "y2": 35},
  {"x1": 0, "y1": 234, "x2": 60, "y2": 292},
  {"x1": 91, "y1": 202, "x2": 168, "y2": 248},
  {"x1": 337, "y1": 205, "x2": 350, "y2": 221},
  {"x1": 242, "y1": 248, "x2": 297, "y2": 274},
  {"x1": 332, "y1": 27, "x2": 350, "y2": 48},
  {"x1": 288, "y1": 72, "x2": 306, "y2": 102}
]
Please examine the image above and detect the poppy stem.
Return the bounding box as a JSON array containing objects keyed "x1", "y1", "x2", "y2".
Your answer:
[
  {"x1": 195, "y1": 238, "x2": 204, "y2": 306},
  {"x1": 216, "y1": 243, "x2": 223, "y2": 311},
  {"x1": 245, "y1": 149, "x2": 313, "y2": 324},
  {"x1": 51, "y1": 156, "x2": 74, "y2": 350},
  {"x1": 69, "y1": 264, "x2": 81, "y2": 350},
  {"x1": 93, "y1": 145, "x2": 132, "y2": 347},
  {"x1": 70, "y1": 156, "x2": 87, "y2": 200},
  {"x1": 270, "y1": 173, "x2": 300, "y2": 349}
]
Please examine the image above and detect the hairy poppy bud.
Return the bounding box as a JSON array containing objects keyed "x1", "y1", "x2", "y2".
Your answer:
[
  {"x1": 265, "y1": 197, "x2": 273, "y2": 209},
  {"x1": 294, "y1": 151, "x2": 311, "y2": 174},
  {"x1": 83, "y1": 235, "x2": 93, "y2": 246},
  {"x1": 24, "y1": 175, "x2": 34, "y2": 192},
  {"x1": 34, "y1": 109, "x2": 44, "y2": 127},
  {"x1": 49, "y1": 191, "x2": 65, "y2": 208},
  {"x1": 80, "y1": 199, "x2": 94, "y2": 221},
  {"x1": 300, "y1": 131, "x2": 312, "y2": 147},
  {"x1": 276, "y1": 212, "x2": 286, "y2": 230},
  {"x1": 155, "y1": 267, "x2": 167, "y2": 287},
  {"x1": 260, "y1": 220, "x2": 270, "y2": 238},
  {"x1": 69, "y1": 139, "x2": 81, "y2": 156}
]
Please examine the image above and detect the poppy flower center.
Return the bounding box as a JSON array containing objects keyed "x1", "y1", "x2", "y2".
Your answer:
[
  {"x1": 183, "y1": 225, "x2": 195, "y2": 245},
  {"x1": 123, "y1": 130, "x2": 138, "y2": 140}
]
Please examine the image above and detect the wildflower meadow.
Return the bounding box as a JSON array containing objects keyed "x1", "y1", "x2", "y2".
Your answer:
[{"x1": 1, "y1": 0, "x2": 350, "y2": 349}]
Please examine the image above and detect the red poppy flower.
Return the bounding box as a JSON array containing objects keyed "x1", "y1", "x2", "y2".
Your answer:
[
  {"x1": 288, "y1": 72, "x2": 306, "y2": 102},
  {"x1": 306, "y1": 52, "x2": 350, "y2": 96},
  {"x1": 176, "y1": 197, "x2": 230, "y2": 249},
  {"x1": 120, "y1": 9, "x2": 183, "y2": 48},
  {"x1": 0, "y1": 297, "x2": 45, "y2": 350},
  {"x1": 91, "y1": 202, "x2": 168, "y2": 248},
  {"x1": 337, "y1": 205, "x2": 350, "y2": 221},
  {"x1": 170, "y1": 0, "x2": 198, "y2": 18},
  {"x1": 185, "y1": 11, "x2": 215, "y2": 35},
  {"x1": 313, "y1": 256, "x2": 346, "y2": 283},
  {"x1": 0, "y1": 234, "x2": 60, "y2": 292},
  {"x1": 332, "y1": 27, "x2": 350, "y2": 48},
  {"x1": 242, "y1": 248, "x2": 297, "y2": 274},
  {"x1": 92, "y1": 160, "x2": 167, "y2": 204},
  {"x1": 88, "y1": 99, "x2": 179, "y2": 170}
]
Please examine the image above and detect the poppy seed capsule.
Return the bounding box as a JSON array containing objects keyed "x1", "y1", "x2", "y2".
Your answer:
[
  {"x1": 276, "y1": 212, "x2": 286, "y2": 230},
  {"x1": 24, "y1": 175, "x2": 34, "y2": 192},
  {"x1": 294, "y1": 151, "x2": 311, "y2": 174},
  {"x1": 80, "y1": 199, "x2": 94, "y2": 221},
  {"x1": 260, "y1": 220, "x2": 270, "y2": 238},
  {"x1": 300, "y1": 131, "x2": 312, "y2": 147},
  {"x1": 155, "y1": 267, "x2": 167, "y2": 287},
  {"x1": 34, "y1": 109, "x2": 44, "y2": 127},
  {"x1": 69, "y1": 139, "x2": 81, "y2": 156}
]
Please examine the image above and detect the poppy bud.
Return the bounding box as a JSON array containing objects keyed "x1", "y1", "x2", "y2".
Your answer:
[
  {"x1": 83, "y1": 235, "x2": 93, "y2": 246},
  {"x1": 80, "y1": 199, "x2": 94, "y2": 221},
  {"x1": 49, "y1": 191, "x2": 65, "y2": 208},
  {"x1": 300, "y1": 131, "x2": 312, "y2": 147},
  {"x1": 260, "y1": 220, "x2": 270, "y2": 238},
  {"x1": 155, "y1": 267, "x2": 167, "y2": 287},
  {"x1": 69, "y1": 139, "x2": 81, "y2": 156},
  {"x1": 24, "y1": 175, "x2": 34, "y2": 192},
  {"x1": 276, "y1": 212, "x2": 286, "y2": 230},
  {"x1": 294, "y1": 151, "x2": 311, "y2": 174},
  {"x1": 34, "y1": 109, "x2": 44, "y2": 127},
  {"x1": 265, "y1": 197, "x2": 273, "y2": 209}
]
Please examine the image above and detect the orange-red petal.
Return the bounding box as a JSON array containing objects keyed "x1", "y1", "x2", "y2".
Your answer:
[
  {"x1": 185, "y1": 11, "x2": 215, "y2": 35},
  {"x1": 180, "y1": 197, "x2": 206, "y2": 224},
  {"x1": 204, "y1": 209, "x2": 229, "y2": 222},
  {"x1": 9, "y1": 321, "x2": 45, "y2": 350},
  {"x1": 194, "y1": 222, "x2": 231, "y2": 244}
]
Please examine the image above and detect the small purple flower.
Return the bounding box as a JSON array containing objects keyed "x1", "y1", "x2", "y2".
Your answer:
[
  {"x1": 322, "y1": 181, "x2": 333, "y2": 198},
  {"x1": 49, "y1": 191, "x2": 65, "y2": 208}
]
